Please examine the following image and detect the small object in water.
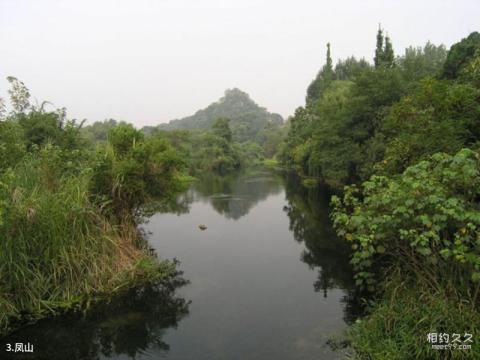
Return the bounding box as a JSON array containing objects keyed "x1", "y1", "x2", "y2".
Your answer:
[{"x1": 198, "y1": 224, "x2": 207, "y2": 230}]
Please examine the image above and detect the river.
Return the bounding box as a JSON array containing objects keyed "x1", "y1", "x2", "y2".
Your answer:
[{"x1": 2, "y1": 168, "x2": 359, "y2": 360}]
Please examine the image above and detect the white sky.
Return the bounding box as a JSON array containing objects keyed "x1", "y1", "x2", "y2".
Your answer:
[{"x1": 1, "y1": 0, "x2": 478, "y2": 126}]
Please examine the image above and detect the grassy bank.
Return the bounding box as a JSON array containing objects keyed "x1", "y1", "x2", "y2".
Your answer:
[
  {"x1": 0, "y1": 151, "x2": 179, "y2": 336},
  {"x1": 348, "y1": 270, "x2": 479, "y2": 359},
  {"x1": 0, "y1": 78, "x2": 187, "y2": 336}
]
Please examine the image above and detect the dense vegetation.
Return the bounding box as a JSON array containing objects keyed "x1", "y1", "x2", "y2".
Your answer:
[
  {"x1": 82, "y1": 90, "x2": 286, "y2": 175},
  {"x1": 0, "y1": 77, "x2": 186, "y2": 335},
  {"x1": 281, "y1": 29, "x2": 480, "y2": 358},
  {"x1": 2, "y1": 22, "x2": 479, "y2": 359},
  {"x1": 151, "y1": 88, "x2": 283, "y2": 141}
]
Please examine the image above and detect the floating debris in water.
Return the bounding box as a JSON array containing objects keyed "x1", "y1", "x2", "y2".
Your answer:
[{"x1": 198, "y1": 224, "x2": 207, "y2": 230}]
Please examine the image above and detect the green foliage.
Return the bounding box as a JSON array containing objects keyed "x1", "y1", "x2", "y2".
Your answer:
[
  {"x1": 282, "y1": 31, "x2": 480, "y2": 188},
  {"x1": 212, "y1": 117, "x2": 233, "y2": 142},
  {"x1": 334, "y1": 57, "x2": 371, "y2": 80},
  {"x1": 255, "y1": 121, "x2": 286, "y2": 158},
  {"x1": 397, "y1": 42, "x2": 447, "y2": 83},
  {"x1": 309, "y1": 81, "x2": 361, "y2": 185},
  {"x1": 380, "y1": 78, "x2": 480, "y2": 174},
  {"x1": 442, "y1": 31, "x2": 480, "y2": 79},
  {"x1": 383, "y1": 35, "x2": 395, "y2": 67},
  {"x1": 332, "y1": 149, "x2": 480, "y2": 290},
  {"x1": 280, "y1": 30, "x2": 480, "y2": 360},
  {"x1": 81, "y1": 119, "x2": 123, "y2": 144},
  {"x1": 0, "y1": 77, "x2": 184, "y2": 336},
  {"x1": 0, "y1": 121, "x2": 26, "y2": 172},
  {"x1": 6, "y1": 76, "x2": 31, "y2": 114},
  {"x1": 107, "y1": 123, "x2": 144, "y2": 157},
  {"x1": 374, "y1": 26, "x2": 384, "y2": 68},
  {"x1": 283, "y1": 64, "x2": 406, "y2": 185},
  {"x1": 0, "y1": 149, "x2": 179, "y2": 335},
  {"x1": 460, "y1": 49, "x2": 480, "y2": 86},
  {"x1": 348, "y1": 271, "x2": 480, "y2": 360},
  {"x1": 90, "y1": 124, "x2": 184, "y2": 218},
  {"x1": 306, "y1": 43, "x2": 335, "y2": 104},
  {"x1": 155, "y1": 88, "x2": 283, "y2": 143},
  {"x1": 374, "y1": 26, "x2": 395, "y2": 68}
]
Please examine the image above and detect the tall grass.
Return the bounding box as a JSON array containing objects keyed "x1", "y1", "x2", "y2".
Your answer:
[
  {"x1": 347, "y1": 268, "x2": 480, "y2": 360},
  {"x1": 0, "y1": 153, "x2": 174, "y2": 335}
]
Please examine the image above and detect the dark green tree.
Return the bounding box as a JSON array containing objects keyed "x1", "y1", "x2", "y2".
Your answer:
[
  {"x1": 334, "y1": 56, "x2": 371, "y2": 80},
  {"x1": 212, "y1": 117, "x2": 232, "y2": 142},
  {"x1": 397, "y1": 42, "x2": 447, "y2": 83},
  {"x1": 383, "y1": 34, "x2": 394, "y2": 67},
  {"x1": 442, "y1": 31, "x2": 480, "y2": 79},
  {"x1": 374, "y1": 26, "x2": 384, "y2": 68},
  {"x1": 306, "y1": 43, "x2": 335, "y2": 103}
]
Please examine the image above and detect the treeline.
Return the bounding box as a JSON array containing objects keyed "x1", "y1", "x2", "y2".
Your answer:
[
  {"x1": 84, "y1": 117, "x2": 284, "y2": 176},
  {"x1": 280, "y1": 29, "x2": 480, "y2": 358},
  {"x1": 0, "y1": 78, "x2": 186, "y2": 335},
  {"x1": 280, "y1": 30, "x2": 480, "y2": 187}
]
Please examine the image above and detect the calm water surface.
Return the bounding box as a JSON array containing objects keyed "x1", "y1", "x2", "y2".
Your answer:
[{"x1": 3, "y1": 169, "x2": 358, "y2": 360}]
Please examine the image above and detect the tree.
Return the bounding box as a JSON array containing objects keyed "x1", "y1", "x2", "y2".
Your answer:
[
  {"x1": 335, "y1": 56, "x2": 371, "y2": 80},
  {"x1": 107, "y1": 123, "x2": 144, "y2": 157},
  {"x1": 306, "y1": 43, "x2": 335, "y2": 103},
  {"x1": 374, "y1": 27, "x2": 394, "y2": 68},
  {"x1": 325, "y1": 43, "x2": 334, "y2": 80},
  {"x1": 379, "y1": 78, "x2": 480, "y2": 175},
  {"x1": 6, "y1": 76, "x2": 31, "y2": 114},
  {"x1": 442, "y1": 31, "x2": 480, "y2": 79},
  {"x1": 397, "y1": 42, "x2": 447, "y2": 83},
  {"x1": 374, "y1": 26, "x2": 384, "y2": 68},
  {"x1": 212, "y1": 117, "x2": 232, "y2": 142},
  {"x1": 383, "y1": 34, "x2": 394, "y2": 67}
]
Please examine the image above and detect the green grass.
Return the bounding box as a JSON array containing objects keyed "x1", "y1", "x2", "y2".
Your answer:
[
  {"x1": 347, "y1": 269, "x2": 480, "y2": 360},
  {"x1": 262, "y1": 158, "x2": 279, "y2": 167},
  {"x1": 0, "y1": 155, "x2": 175, "y2": 336}
]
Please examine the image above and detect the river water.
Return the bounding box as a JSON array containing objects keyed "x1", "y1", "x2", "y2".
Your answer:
[{"x1": 2, "y1": 169, "x2": 358, "y2": 360}]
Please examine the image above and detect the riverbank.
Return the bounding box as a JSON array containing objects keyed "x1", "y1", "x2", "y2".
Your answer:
[
  {"x1": 0, "y1": 166, "x2": 179, "y2": 337},
  {"x1": 0, "y1": 111, "x2": 186, "y2": 337}
]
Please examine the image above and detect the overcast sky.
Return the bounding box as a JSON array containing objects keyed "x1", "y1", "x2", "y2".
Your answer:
[{"x1": 1, "y1": 0, "x2": 478, "y2": 126}]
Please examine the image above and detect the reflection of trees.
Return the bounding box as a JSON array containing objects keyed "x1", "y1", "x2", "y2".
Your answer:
[
  {"x1": 142, "y1": 189, "x2": 195, "y2": 218},
  {"x1": 3, "y1": 271, "x2": 190, "y2": 360},
  {"x1": 194, "y1": 169, "x2": 283, "y2": 220},
  {"x1": 283, "y1": 173, "x2": 363, "y2": 323}
]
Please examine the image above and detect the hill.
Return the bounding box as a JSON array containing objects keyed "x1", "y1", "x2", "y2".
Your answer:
[{"x1": 146, "y1": 88, "x2": 283, "y2": 142}]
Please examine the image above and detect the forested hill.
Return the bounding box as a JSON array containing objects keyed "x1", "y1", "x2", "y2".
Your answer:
[{"x1": 144, "y1": 88, "x2": 283, "y2": 141}]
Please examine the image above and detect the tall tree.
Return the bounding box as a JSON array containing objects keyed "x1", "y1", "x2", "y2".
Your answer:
[
  {"x1": 383, "y1": 34, "x2": 395, "y2": 67},
  {"x1": 325, "y1": 43, "x2": 334, "y2": 79},
  {"x1": 306, "y1": 42, "x2": 335, "y2": 103},
  {"x1": 374, "y1": 26, "x2": 384, "y2": 68}
]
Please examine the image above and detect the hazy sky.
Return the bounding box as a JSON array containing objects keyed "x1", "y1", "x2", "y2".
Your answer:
[{"x1": 1, "y1": 0, "x2": 478, "y2": 126}]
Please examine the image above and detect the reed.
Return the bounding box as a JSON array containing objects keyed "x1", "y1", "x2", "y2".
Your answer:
[{"x1": 0, "y1": 154, "x2": 174, "y2": 335}]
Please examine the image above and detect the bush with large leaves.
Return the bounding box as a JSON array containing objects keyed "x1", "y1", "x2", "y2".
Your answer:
[{"x1": 332, "y1": 149, "x2": 480, "y2": 293}]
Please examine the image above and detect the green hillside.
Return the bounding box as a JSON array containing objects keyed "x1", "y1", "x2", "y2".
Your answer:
[{"x1": 149, "y1": 88, "x2": 283, "y2": 142}]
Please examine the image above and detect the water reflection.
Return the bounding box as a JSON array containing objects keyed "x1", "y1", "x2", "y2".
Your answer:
[
  {"x1": 193, "y1": 169, "x2": 283, "y2": 220},
  {"x1": 283, "y1": 173, "x2": 362, "y2": 324},
  {"x1": 3, "y1": 168, "x2": 362, "y2": 360},
  {"x1": 2, "y1": 271, "x2": 189, "y2": 360}
]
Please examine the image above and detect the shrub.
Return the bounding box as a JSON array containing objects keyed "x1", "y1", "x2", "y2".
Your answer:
[
  {"x1": 332, "y1": 148, "x2": 480, "y2": 295},
  {"x1": 90, "y1": 124, "x2": 184, "y2": 219}
]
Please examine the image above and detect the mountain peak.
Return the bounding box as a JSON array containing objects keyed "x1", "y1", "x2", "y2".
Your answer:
[{"x1": 156, "y1": 89, "x2": 283, "y2": 141}]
